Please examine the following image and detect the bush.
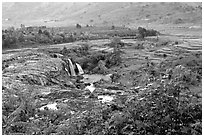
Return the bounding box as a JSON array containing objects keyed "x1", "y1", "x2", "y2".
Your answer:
[
  {"x1": 43, "y1": 30, "x2": 51, "y2": 38},
  {"x1": 135, "y1": 42, "x2": 145, "y2": 49},
  {"x1": 109, "y1": 37, "x2": 124, "y2": 48},
  {"x1": 18, "y1": 34, "x2": 25, "y2": 42},
  {"x1": 138, "y1": 27, "x2": 147, "y2": 39},
  {"x1": 105, "y1": 48, "x2": 122, "y2": 68},
  {"x1": 138, "y1": 27, "x2": 159, "y2": 39},
  {"x1": 76, "y1": 24, "x2": 82, "y2": 29},
  {"x1": 37, "y1": 35, "x2": 51, "y2": 44},
  {"x1": 52, "y1": 35, "x2": 63, "y2": 44},
  {"x1": 111, "y1": 25, "x2": 115, "y2": 30},
  {"x1": 60, "y1": 46, "x2": 70, "y2": 56},
  {"x1": 64, "y1": 35, "x2": 75, "y2": 43},
  {"x1": 85, "y1": 52, "x2": 106, "y2": 71},
  {"x1": 2, "y1": 35, "x2": 19, "y2": 49},
  {"x1": 146, "y1": 29, "x2": 158, "y2": 36},
  {"x1": 73, "y1": 44, "x2": 90, "y2": 57}
]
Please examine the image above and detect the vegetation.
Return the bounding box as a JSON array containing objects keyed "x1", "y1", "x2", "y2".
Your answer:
[
  {"x1": 138, "y1": 27, "x2": 158, "y2": 39},
  {"x1": 2, "y1": 56, "x2": 201, "y2": 134},
  {"x1": 2, "y1": 24, "x2": 202, "y2": 135},
  {"x1": 2, "y1": 25, "x2": 158, "y2": 50},
  {"x1": 76, "y1": 24, "x2": 82, "y2": 29}
]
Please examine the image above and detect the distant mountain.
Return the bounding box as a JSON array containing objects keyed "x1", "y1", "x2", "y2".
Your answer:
[{"x1": 2, "y1": 2, "x2": 202, "y2": 28}]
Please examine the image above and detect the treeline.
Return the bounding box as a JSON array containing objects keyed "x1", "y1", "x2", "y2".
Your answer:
[
  {"x1": 2, "y1": 25, "x2": 159, "y2": 49},
  {"x1": 2, "y1": 26, "x2": 78, "y2": 49}
]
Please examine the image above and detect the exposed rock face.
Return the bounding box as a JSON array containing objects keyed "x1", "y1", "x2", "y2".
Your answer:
[
  {"x1": 92, "y1": 60, "x2": 109, "y2": 74},
  {"x1": 2, "y1": 50, "x2": 83, "y2": 94}
]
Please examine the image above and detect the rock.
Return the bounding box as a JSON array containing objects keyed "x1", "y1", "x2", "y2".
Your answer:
[
  {"x1": 97, "y1": 74, "x2": 113, "y2": 82},
  {"x1": 39, "y1": 102, "x2": 58, "y2": 111},
  {"x1": 2, "y1": 50, "x2": 82, "y2": 99},
  {"x1": 84, "y1": 83, "x2": 95, "y2": 93},
  {"x1": 98, "y1": 95, "x2": 114, "y2": 103},
  {"x1": 92, "y1": 60, "x2": 109, "y2": 74}
]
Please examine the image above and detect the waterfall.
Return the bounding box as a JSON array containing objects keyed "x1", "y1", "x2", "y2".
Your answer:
[
  {"x1": 67, "y1": 58, "x2": 76, "y2": 76},
  {"x1": 65, "y1": 58, "x2": 84, "y2": 76},
  {"x1": 76, "y1": 63, "x2": 84, "y2": 75}
]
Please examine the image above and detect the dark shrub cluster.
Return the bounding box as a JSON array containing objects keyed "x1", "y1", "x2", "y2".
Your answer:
[
  {"x1": 2, "y1": 26, "x2": 161, "y2": 49},
  {"x1": 2, "y1": 27, "x2": 77, "y2": 49},
  {"x1": 138, "y1": 27, "x2": 159, "y2": 39}
]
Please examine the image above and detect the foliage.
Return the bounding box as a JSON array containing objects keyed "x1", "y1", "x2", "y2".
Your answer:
[
  {"x1": 108, "y1": 37, "x2": 124, "y2": 48},
  {"x1": 71, "y1": 43, "x2": 122, "y2": 73},
  {"x1": 2, "y1": 56, "x2": 202, "y2": 135},
  {"x1": 43, "y1": 30, "x2": 51, "y2": 38},
  {"x1": 76, "y1": 24, "x2": 82, "y2": 29},
  {"x1": 77, "y1": 44, "x2": 90, "y2": 56},
  {"x1": 2, "y1": 35, "x2": 19, "y2": 49},
  {"x1": 2, "y1": 25, "x2": 201, "y2": 135},
  {"x1": 105, "y1": 48, "x2": 122, "y2": 68},
  {"x1": 138, "y1": 27, "x2": 158, "y2": 39},
  {"x1": 53, "y1": 64, "x2": 202, "y2": 135},
  {"x1": 135, "y1": 42, "x2": 145, "y2": 49},
  {"x1": 111, "y1": 25, "x2": 115, "y2": 30},
  {"x1": 2, "y1": 25, "x2": 154, "y2": 50}
]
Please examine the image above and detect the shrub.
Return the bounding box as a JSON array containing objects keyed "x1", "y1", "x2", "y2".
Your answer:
[
  {"x1": 76, "y1": 24, "x2": 82, "y2": 29},
  {"x1": 109, "y1": 37, "x2": 124, "y2": 48},
  {"x1": 60, "y1": 46, "x2": 70, "y2": 56},
  {"x1": 85, "y1": 52, "x2": 106, "y2": 71},
  {"x1": 38, "y1": 29, "x2": 43, "y2": 34},
  {"x1": 105, "y1": 48, "x2": 122, "y2": 68},
  {"x1": 73, "y1": 44, "x2": 90, "y2": 57},
  {"x1": 52, "y1": 35, "x2": 63, "y2": 44},
  {"x1": 111, "y1": 25, "x2": 115, "y2": 30},
  {"x1": 64, "y1": 35, "x2": 75, "y2": 43},
  {"x1": 43, "y1": 30, "x2": 51, "y2": 38},
  {"x1": 2, "y1": 35, "x2": 18, "y2": 49},
  {"x1": 37, "y1": 35, "x2": 52, "y2": 44},
  {"x1": 138, "y1": 27, "x2": 159, "y2": 39},
  {"x1": 135, "y1": 42, "x2": 145, "y2": 49},
  {"x1": 146, "y1": 29, "x2": 158, "y2": 36},
  {"x1": 80, "y1": 44, "x2": 89, "y2": 52},
  {"x1": 138, "y1": 27, "x2": 147, "y2": 39}
]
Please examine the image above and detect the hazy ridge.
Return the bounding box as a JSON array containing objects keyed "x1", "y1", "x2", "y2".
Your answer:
[{"x1": 2, "y1": 2, "x2": 202, "y2": 28}]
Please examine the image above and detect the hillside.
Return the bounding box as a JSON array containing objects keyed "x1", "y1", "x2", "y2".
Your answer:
[
  {"x1": 2, "y1": 2, "x2": 202, "y2": 28},
  {"x1": 2, "y1": 2, "x2": 202, "y2": 135}
]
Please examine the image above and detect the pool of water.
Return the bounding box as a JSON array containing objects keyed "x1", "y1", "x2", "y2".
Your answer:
[{"x1": 82, "y1": 74, "x2": 112, "y2": 83}]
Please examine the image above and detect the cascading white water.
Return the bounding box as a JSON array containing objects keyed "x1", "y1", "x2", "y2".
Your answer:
[
  {"x1": 76, "y1": 63, "x2": 84, "y2": 75},
  {"x1": 67, "y1": 58, "x2": 76, "y2": 76}
]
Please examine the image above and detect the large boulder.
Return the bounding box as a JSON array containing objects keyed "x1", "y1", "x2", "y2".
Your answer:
[
  {"x1": 2, "y1": 50, "x2": 75, "y2": 94},
  {"x1": 92, "y1": 60, "x2": 109, "y2": 74}
]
